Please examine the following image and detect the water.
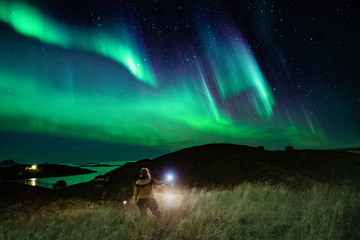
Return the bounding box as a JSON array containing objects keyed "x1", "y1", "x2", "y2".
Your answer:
[
  {"x1": 22, "y1": 161, "x2": 131, "y2": 188},
  {"x1": 349, "y1": 151, "x2": 360, "y2": 154}
]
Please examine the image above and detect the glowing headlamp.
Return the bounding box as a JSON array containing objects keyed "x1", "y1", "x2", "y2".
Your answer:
[{"x1": 167, "y1": 174, "x2": 174, "y2": 181}]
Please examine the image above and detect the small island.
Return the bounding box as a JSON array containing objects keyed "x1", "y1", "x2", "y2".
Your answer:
[
  {"x1": 0, "y1": 160, "x2": 96, "y2": 181},
  {"x1": 73, "y1": 163, "x2": 120, "y2": 168}
]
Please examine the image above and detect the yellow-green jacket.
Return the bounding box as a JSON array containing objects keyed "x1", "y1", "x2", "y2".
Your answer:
[{"x1": 133, "y1": 178, "x2": 163, "y2": 201}]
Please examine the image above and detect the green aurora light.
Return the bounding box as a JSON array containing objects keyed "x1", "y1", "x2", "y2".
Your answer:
[
  {"x1": 0, "y1": 68, "x2": 320, "y2": 148},
  {"x1": 0, "y1": 1, "x2": 156, "y2": 86},
  {"x1": 0, "y1": 1, "x2": 325, "y2": 151}
]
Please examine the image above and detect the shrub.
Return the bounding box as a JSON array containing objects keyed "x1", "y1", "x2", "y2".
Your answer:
[{"x1": 285, "y1": 146, "x2": 294, "y2": 151}]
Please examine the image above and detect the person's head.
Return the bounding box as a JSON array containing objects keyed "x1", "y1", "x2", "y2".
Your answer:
[{"x1": 140, "y1": 168, "x2": 151, "y2": 179}]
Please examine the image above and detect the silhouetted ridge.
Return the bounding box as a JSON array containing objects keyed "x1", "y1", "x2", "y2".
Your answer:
[
  {"x1": 3, "y1": 144, "x2": 359, "y2": 203},
  {"x1": 64, "y1": 143, "x2": 360, "y2": 201}
]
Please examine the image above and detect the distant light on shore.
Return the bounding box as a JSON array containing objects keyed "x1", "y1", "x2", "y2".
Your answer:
[{"x1": 26, "y1": 165, "x2": 37, "y2": 171}]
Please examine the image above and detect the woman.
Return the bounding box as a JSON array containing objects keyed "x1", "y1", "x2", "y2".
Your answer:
[{"x1": 133, "y1": 168, "x2": 165, "y2": 218}]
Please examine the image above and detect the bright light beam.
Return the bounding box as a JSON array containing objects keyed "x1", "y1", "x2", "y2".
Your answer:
[{"x1": 167, "y1": 174, "x2": 174, "y2": 181}]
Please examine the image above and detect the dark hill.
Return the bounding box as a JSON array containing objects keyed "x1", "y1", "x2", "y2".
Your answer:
[
  {"x1": 0, "y1": 182, "x2": 59, "y2": 208},
  {"x1": 65, "y1": 143, "x2": 360, "y2": 201},
  {"x1": 0, "y1": 159, "x2": 18, "y2": 167}
]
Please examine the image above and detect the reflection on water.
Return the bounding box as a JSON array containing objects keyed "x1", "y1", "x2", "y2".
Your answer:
[
  {"x1": 23, "y1": 161, "x2": 128, "y2": 188},
  {"x1": 23, "y1": 178, "x2": 53, "y2": 188},
  {"x1": 24, "y1": 178, "x2": 37, "y2": 187}
]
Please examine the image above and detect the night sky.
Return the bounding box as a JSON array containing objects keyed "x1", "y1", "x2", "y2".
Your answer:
[{"x1": 0, "y1": 0, "x2": 359, "y2": 163}]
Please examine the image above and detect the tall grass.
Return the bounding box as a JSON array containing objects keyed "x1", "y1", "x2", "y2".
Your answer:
[{"x1": 1, "y1": 183, "x2": 359, "y2": 240}]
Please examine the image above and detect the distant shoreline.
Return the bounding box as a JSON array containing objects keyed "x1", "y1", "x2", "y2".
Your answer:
[{"x1": 0, "y1": 163, "x2": 96, "y2": 181}]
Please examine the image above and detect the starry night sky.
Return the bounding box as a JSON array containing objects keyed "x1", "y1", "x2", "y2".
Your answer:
[{"x1": 0, "y1": 0, "x2": 359, "y2": 163}]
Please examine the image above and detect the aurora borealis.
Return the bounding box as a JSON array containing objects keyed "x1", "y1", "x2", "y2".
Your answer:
[{"x1": 0, "y1": 0, "x2": 359, "y2": 163}]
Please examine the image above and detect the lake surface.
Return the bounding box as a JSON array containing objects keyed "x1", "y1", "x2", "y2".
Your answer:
[{"x1": 22, "y1": 161, "x2": 131, "y2": 188}]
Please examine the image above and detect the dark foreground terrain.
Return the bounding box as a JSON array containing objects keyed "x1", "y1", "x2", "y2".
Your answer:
[
  {"x1": 1, "y1": 144, "x2": 360, "y2": 240},
  {"x1": 1, "y1": 143, "x2": 360, "y2": 205}
]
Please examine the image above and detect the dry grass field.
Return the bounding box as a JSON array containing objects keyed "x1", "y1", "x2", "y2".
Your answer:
[{"x1": 1, "y1": 183, "x2": 359, "y2": 240}]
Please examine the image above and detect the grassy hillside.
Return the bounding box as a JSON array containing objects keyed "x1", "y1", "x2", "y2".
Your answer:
[
  {"x1": 1, "y1": 183, "x2": 359, "y2": 240},
  {"x1": 1, "y1": 143, "x2": 360, "y2": 239}
]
